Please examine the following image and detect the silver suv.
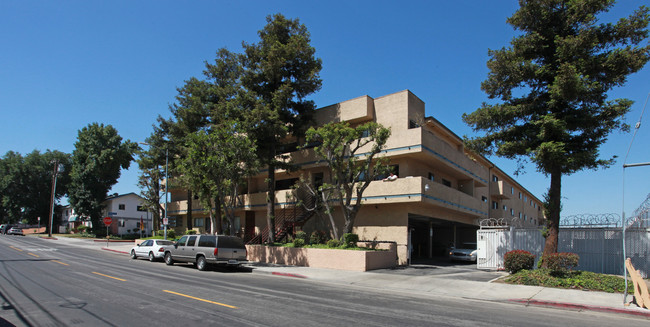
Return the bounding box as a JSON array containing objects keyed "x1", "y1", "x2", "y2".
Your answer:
[{"x1": 163, "y1": 234, "x2": 247, "y2": 271}]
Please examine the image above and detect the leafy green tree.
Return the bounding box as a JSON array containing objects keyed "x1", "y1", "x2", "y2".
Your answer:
[
  {"x1": 154, "y1": 48, "x2": 245, "y2": 233},
  {"x1": 0, "y1": 151, "x2": 26, "y2": 224},
  {"x1": 462, "y1": 0, "x2": 650, "y2": 258},
  {"x1": 21, "y1": 150, "x2": 71, "y2": 231},
  {"x1": 179, "y1": 124, "x2": 258, "y2": 235},
  {"x1": 241, "y1": 13, "x2": 322, "y2": 242},
  {"x1": 305, "y1": 122, "x2": 391, "y2": 235},
  {"x1": 68, "y1": 123, "x2": 137, "y2": 233},
  {"x1": 0, "y1": 150, "x2": 70, "y2": 229}
]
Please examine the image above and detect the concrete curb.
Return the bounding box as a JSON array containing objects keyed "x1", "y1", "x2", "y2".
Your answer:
[
  {"x1": 248, "y1": 267, "x2": 308, "y2": 279},
  {"x1": 101, "y1": 247, "x2": 129, "y2": 254},
  {"x1": 509, "y1": 299, "x2": 650, "y2": 318}
]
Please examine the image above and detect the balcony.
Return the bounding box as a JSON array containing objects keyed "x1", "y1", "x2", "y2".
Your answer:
[
  {"x1": 490, "y1": 180, "x2": 512, "y2": 199},
  {"x1": 360, "y1": 177, "x2": 486, "y2": 217},
  {"x1": 166, "y1": 200, "x2": 205, "y2": 215}
]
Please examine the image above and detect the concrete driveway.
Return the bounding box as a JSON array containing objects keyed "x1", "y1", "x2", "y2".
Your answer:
[{"x1": 374, "y1": 257, "x2": 507, "y2": 282}]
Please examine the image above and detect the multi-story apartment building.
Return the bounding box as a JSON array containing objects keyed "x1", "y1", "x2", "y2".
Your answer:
[{"x1": 167, "y1": 90, "x2": 544, "y2": 265}]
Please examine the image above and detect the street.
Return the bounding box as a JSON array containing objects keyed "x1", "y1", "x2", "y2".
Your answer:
[{"x1": 0, "y1": 236, "x2": 647, "y2": 326}]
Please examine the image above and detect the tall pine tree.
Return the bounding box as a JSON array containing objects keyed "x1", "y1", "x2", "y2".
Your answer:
[{"x1": 463, "y1": 0, "x2": 649, "y2": 260}]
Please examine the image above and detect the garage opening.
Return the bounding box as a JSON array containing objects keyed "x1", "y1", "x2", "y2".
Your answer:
[{"x1": 408, "y1": 214, "x2": 478, "y2": 265}]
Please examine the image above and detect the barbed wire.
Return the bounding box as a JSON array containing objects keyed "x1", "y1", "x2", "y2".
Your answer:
[{"x1": 560, "y1": 213, "x2": 622, "y2": 228}]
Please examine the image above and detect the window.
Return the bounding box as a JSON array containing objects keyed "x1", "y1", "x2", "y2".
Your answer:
[
  {"x1": 198, "y1": 236, "x2": 216, "y2": 247},
  {"x1": 442, "y1": 179, "x2": 452, "y2": 187},
  {"x1": 492, "y1": 201, "x2": 498, "y2": 210},
  {"x1": 492, "y1": 175, "x2": 499, "y2": 182},
  {"x1": 481, "y1": 196, "x2": 487, "y2": 203},
  {"x1": 428, "y1": 172, "x2": 435, "y2": 181},
  {"x1": 118, "y1": 204, "x2": 125, "y2": 210},
  {"x1": 530, "y1": 200, "x2": 533, "y2": 206},
  {"x1": 360, "y1": 129, "x2": 370, "y2": 138},
  {"x1": 518, "y1": 192, "x2": 522, "y2": 199},
  {"x1": 510, "y1": 208, "x2": 514, "y2": 216},
  {"x1": 503, "y1": 205, "x2": 507, "y2": 210},
  {"x1": 511, "y1": 187, "x2": 514, "y2": 194},
  {"x1": 119, "y1": 220, "x2": 125, "y2": 227},
  {"x1": 518, "y1": 212, "x2": 522, "y2": 219},
  {"x1": 311, "y1": 173, "x2": 324, "y2": 189},
  {"x1": 524, "y1": 195, "x2": 527, "y2": 202},
  {"x1": 187, "y1": 236, "x2": 197, "y2": 247},
  {"x1": 275, "y1": 178, "x2": 299, "y2": 191},
  {"x1": 408, "y1": 120, "x2": 420, "y2": 129},
  {"x1": 194, "y1": 218, "x2": 204, "y2": 227},
  {"x1": 137, "y1": 205, "x2": 147, "y2": 212}
]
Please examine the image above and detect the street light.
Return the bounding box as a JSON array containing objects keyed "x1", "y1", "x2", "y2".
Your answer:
[
  {"x1": 140, "y1": 142, "x2": 169, "y2": 240},
  {"x1": 48, "y1": 160, "x2": 64, "y2": 237}
]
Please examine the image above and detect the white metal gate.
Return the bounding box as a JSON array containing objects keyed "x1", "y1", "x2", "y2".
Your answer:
[{"x1": 477, "y1": 227, "x2": 544, "y2": 270}]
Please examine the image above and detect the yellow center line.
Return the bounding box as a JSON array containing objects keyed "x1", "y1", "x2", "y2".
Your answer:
[
  {"x1": 27, "y1": 253, "x2": 39, "y2": 258},
  {"x1": 52, "y1": 260, "x2": 69, "y2": 266},
  {"x1": 92, "y1": 272, "x2": 126, "y2": 282},
  {"x1": 163, "y1": 290, "x2": 238, "y2": 309},
  {"x1": 9, "y1": 246, "x2": 23, "y2": 252}
]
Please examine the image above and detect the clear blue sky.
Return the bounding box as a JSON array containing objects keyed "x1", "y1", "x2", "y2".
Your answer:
[{"x1": 1, "y1": 1, "x2": 648, "y2": 218}]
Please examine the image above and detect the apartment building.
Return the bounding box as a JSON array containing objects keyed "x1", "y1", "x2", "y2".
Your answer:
[{"x1": 167, "y1": 90, "x2": 544, "y2": 265}]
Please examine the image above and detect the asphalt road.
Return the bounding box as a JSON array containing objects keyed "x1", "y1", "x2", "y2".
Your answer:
[{"x1": 0, "y1": 236, "x2": 647, "y2": 327}]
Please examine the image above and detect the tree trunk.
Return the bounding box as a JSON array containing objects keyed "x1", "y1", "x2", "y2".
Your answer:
[
  {"x1": 186, "y1": 189, "x2": 193, "y2": 231},
  {"x1": 214, "y1": 196, "x2": 223, "y2": 235},
  {"x1": 542, "y1": 169, "x2": 562, "y2": 264},
  {"x1": 266, "y1": 167, "x2": 276, "y2": 243},
  {"x1": 321, "y1": 190, "x2": 338, "y2": 240}
]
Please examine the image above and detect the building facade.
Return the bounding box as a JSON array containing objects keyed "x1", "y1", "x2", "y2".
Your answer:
[
  {"x1": 60, "y1": 193, "x2": 154, "y2": 236},
  {"x1": 167, "y1": 90, "x2": 544, "y2": 265}
]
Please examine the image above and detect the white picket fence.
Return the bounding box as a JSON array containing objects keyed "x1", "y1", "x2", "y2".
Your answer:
[{"x1": 477, "y1": 226, "x2": 649, "y2": 278}]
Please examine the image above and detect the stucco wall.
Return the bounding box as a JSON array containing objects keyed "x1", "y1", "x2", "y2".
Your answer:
[{"x1": 246, "y1": 244, "x2": 397, "y2": 271}]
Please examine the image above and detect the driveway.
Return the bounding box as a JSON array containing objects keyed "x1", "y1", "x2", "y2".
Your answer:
[{"x1": 374, "y1": 257, "x2": 507, "y2": 282}]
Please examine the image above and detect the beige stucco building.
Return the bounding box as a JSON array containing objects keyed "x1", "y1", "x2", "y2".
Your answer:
[{"x1": 167, "y1": 90, "x2": 544, "y2": 265}]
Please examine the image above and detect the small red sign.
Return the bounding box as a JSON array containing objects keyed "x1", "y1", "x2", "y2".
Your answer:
[{"x1": 103, "y1": 217, "x2": 113, "y2": 226}]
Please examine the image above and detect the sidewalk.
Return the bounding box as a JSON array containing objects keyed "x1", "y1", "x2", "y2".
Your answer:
[{"x1": 43, "y1": 236, "x2": 650, "y2": 318}]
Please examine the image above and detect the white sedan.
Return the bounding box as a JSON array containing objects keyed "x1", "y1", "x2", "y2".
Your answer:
[
  {"x1": 130, "y1": 239, "x2": 175, "y2": 262},
  {"x1": 449, "y1": 242, "x2": 478, "y2": 262}
]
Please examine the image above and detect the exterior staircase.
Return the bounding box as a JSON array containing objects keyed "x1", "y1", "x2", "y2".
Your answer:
[{"x1": 246, "y1": 194, "x2": 317, "y2": 244}]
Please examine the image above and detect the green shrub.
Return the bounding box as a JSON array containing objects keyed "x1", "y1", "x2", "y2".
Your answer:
[
  {"x1": 310, "y1": 231, "x2": 326, "y2": 245},
  {"x1": 544, "y1": 252, "x2": 579, "y2": 276},
  {"x1": 342, "y1": 233, "x2": 359, "y2": 248},
  {"x1": 504, "y1": 250, "x2": 535, "y2": 274},
  {"x1": 327, "y1": 239, "x2": 340, "y2": 248},
  {"x1": 504, "y1": 269, "x2": 625, "y2": 293},
  {"x1": 157, "y1": 229, "x2": 176, "y2": 239},
  {"x1": 77, "y1": 225, "x2": 88, "y2": 233},
  {"x1": 295, "y1": 231, "x2": 308, "y2": 244},
  {"x1": 185, "y1": 230, "x2": 197, "y2": 235},
  {"x1": 293, "y1": 238, "x2": 305, "y2": 248}
]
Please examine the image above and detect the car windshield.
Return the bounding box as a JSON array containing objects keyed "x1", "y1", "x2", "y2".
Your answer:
[{"x1": 461, "y1": 243, "x2": 477, "y2": 250}]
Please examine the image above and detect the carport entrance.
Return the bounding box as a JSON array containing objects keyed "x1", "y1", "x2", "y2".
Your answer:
[{"x1": 408, "y1": 214, "x2": 478, "y2": 265}]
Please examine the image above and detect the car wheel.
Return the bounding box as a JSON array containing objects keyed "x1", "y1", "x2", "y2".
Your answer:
[
  {"x1": 130, "y1": 250, "x2": 137, "y2": 259},
  {"x1": 196, "y1": 256, "x2": 207, "y2": 271},
  {"x1": 149, "y1": 252, "x2": 155, "y2": 262},
  {"x1": 164, "y1": 252, "x2": 174, "y2": 266}
]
